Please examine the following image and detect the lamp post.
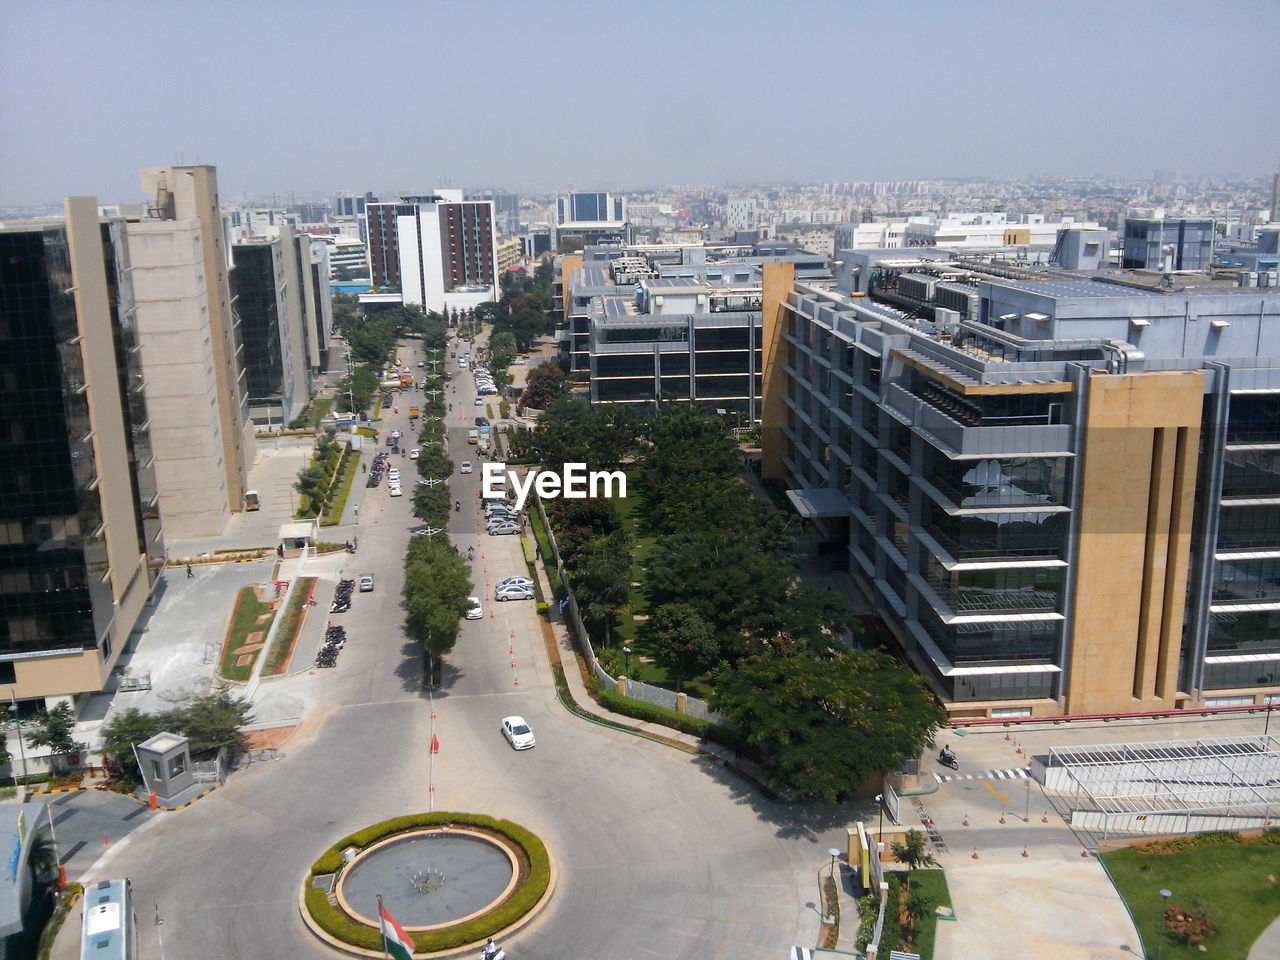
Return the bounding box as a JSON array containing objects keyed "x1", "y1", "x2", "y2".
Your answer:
[
  {"x1": 623, "y1": 646, "x2": 631, "y2": 677},
  {"x1": 1156, "y1": 888, "x2": 1172, "y2": 960},
  {"x1": 828, "y1": 847, "x2": 840, "y2": 880},
  {"x1": 8, "y1": 694, "x2": 30, "y2": 789},
  {"x1": 875, "y1": 792, "x2": 885, "y2": 859}
]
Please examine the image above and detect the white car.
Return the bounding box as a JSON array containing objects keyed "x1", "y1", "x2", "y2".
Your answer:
[
  {"x1": 417, "y1": 360, "x2": 425, "y2": 367},
  {"x1": 501, "y1": 716, "x2": 535, "y2": 750},
  {"x1": 389, "y1": 484, "x2": 402, "y2": 497},
  {"x1": 495, "y1": 582, "x2": 534, "y2": 602},
  {"x1": 460, "y1": 461, "x2": 473, "y2": 474},
  {"x1": 409, "y1": 448, "x2": 420, "y2": 460},
  {"x1": 497, "y1": 576, "x2": 534, "y2": 590},
  {"x1": 465, "y1": 596, "x2": 483, "y2": 620},
  {"x1": 474, "y1": 397, "x2": 484, "y2": 406},
  {"x1": 487, "y1": 521, "x2": 519, "y2": 536},
  {"x1": 359, "y1": 573, "x2": 374, "y2": 592},
  {"x1": 388, "y1": 469, "x2": 401, "y2": 482},
  {"x1": 511, "y1": 358, "x2": 527, "y2": 365}
]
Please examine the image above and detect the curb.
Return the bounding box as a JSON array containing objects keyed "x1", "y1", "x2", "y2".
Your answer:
[
  {"x1": 297, "y1": 847, "x2": 557, "y2": 959},
  {"x1": 120, "y1": 782, "x2": 223, "y2": 812},
  {"x1": 40, "y1": 784, "x2": 110, "y2": 795}
]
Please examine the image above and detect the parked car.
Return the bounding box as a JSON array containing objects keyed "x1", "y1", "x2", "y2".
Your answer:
[
  {"x1": 475, "y1": 416, "x2": 489, "y2": 426},
  {"x1": 495, "y1": 582, "x2": 535, "y2": 601},
  {"x1": 359, "y1": 573, "x2": 374, "y2": 592},
  {"x1": 465, "y1": 596, "x2": 483, "y2": 620},
  {"x1": 417, "y1": 360, "x2": 425, "y2": 367},
  {"x1": 460, "y1": 461, "x2": 473, "y2": 474},
  {"x1": 485, "y1": 508, "x2": 517, "y2": 523},
  {"x1": 474, "y1": 397, "x2": 484, "y2": 406},
  {"x1": 501, "y1": 716, "x2": 535, "y2": 750},
  {"x1": 487, "y1": 521, "x2": 520, "y2": 536},
  {"x1": 497, "y1": 576, "x2": 534, "y2": 590},
  {"x1": 511, "y1": 357, "x2": 528, "y2": 365}
]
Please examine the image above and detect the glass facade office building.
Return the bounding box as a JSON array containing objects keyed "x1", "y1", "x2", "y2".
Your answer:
[
  {"x1": 0, "y1": 216, "x2": 161, "y2": 695},
  {"x1": 767, "y1": 261, "x2": 1280, "y2": 718}
]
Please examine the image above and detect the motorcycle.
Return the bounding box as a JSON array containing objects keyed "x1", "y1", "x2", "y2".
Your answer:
[{"x1": 938, "y1": 749, "x2": 958, "y2": 770}]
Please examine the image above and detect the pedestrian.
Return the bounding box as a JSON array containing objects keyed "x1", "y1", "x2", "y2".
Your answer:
[
  {"x1": 186, "y1": 564, "x2": 193, "y2": 578},
  {"x1": 361, "y1": 462, "x2": 367, "y2": 473},
  {"x1": 354, "y1": 504, "x2": 359, "y2": 517},
  {"x1": 277, "y1": 544, "x2": 284, "y2": 559}
]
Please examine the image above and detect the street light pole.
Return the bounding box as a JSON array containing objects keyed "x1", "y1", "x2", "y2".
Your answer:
[
  {"x1": 623, "y1": 646, "x2": 631, "y2": 677},
  {"x1": 1156, "y1": 888, "x2": 1172, "y2": 960},
  {"x1": 875, "y1": 791, "x2": 885, "y2": 858},
  {"x1": 8, "y1": 693, "x2": 30, "y2": 788}
]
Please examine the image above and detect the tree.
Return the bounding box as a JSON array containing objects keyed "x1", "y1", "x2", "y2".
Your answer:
[
  {"x1": 413, "y1": 485, "x2": 451, "y2": 527},
  {"x1": 523, "y1": 361, "x2": 567, "y2": 409},
  {"x1": 416, "y1": 447, "x2": 453, "y2": 481},
  {"x1": 709, "y1": 649, "x2": 945, "y2": 802},
  {"x1": 99, "y1": 708, "x2": 164, "y2": 781},
  {"x1": 27, "y1": 702, "x2": 80, "y2": 769},
  {"x1": 570, "y1": 532, "x2": 633, "y2": 647},
  {"x1": 890, "y1": 829, "x2": 938, "y2": 893},
  {"x1": 650, "y1": 603, "x2": 721, "y2": 689},
  {"x1": 0, "y1": 728, "x2": 10, "y2": 770},
  {"x1": 178, "y1": 687, "x2": 254, "y2": 756},
  {"x1": 403, "y1": 538, "x2": 472, "y2": 686},
  {"x1": 557, "y1": 235, "x2": 586, "y2": 254}
]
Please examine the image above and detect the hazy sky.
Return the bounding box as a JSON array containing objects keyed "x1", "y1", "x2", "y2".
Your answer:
[{"x1": 2, "y1": 0, "x2": 1278, "y2": 205}]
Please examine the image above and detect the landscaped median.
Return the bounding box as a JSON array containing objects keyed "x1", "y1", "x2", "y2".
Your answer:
[{"x1": 301, "y1": 812, "x2": 554, "y2": 956}]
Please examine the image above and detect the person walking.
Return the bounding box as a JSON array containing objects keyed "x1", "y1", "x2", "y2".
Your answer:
[
  {"x1": 354, "y1": 504, "x2": 359, "y2": 518},
  {"x1": 185, "y1": 564, "x2": 193, "y2": 578}
]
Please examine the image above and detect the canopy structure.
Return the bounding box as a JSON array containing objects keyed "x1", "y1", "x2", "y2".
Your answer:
[
  {"x1": 1045, "y1": 735, "x2": 1280, "y2": 838},
  {"x1": 277, "y1": 520, "x2": 320, "y2": 545},
  {"x1": 785, "y1": 488, "x2": 851, "y2": 519}
]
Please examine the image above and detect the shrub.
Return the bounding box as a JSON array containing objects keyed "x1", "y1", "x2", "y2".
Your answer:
[
  {"x1": 1164, "y1": 899, "x2": 1219, "y2": 945},
  {"x1": 305, "y1": 812, "x2": 551, "y2": 954}
]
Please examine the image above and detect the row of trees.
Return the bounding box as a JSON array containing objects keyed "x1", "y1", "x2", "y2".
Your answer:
[
  {"x1": 401, "y1": 350, "x2": 472, "y2": 687},
  {"x1": 98, "y1": 688, "x2": 254, "y2": 785},
  {"x1": 526, "y1": 402, "x2": 943, "y2": 800}
]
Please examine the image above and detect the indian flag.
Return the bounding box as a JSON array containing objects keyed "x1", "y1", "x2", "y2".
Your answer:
[{"x1": 379, "y1": 901, "x2": 415, "y2": 960}]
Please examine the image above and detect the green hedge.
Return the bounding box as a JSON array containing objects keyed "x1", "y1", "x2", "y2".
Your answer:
[
  {"x1": 306, "y1": 812, "x2": 550, "y2": 954},
  {"x1": 596, "y1": 688, "x2": 743, "y2": 750}
]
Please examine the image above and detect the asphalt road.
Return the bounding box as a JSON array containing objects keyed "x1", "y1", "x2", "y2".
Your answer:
[{"x1": 86, "y1": 334, "x2": 849, "y2": 960}]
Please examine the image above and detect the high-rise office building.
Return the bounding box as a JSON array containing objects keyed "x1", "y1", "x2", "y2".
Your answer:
[
  {"x1": 0, "y1": 198, "x2": 164, "y2": 704},
  {"x1": 139, "y1": 166, "x2": 253, "y2": 509},
  {"x1": 366, "y1": 201, "x2": 409, "y2": 288},
  {"x1": 397, "y1": 192, "x2": 498, "y2": 313},
  {"x1": 231, "y1": 224, "x2": 312, "y2": 426},
  {"x1": 764, "y1": 257, "x2": 1280, "y2": 718}
]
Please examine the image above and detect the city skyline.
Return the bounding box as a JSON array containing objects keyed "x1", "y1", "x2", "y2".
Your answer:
[{"x1": 2, "y1": 0, "x2": 1279, "y2": 206}]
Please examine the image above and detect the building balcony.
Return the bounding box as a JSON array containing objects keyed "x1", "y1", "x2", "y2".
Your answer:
[{"x1": 884, "y1": 384, "x2": 1073, "y2": 458}]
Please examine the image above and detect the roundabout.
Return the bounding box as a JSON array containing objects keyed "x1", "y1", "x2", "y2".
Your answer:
[{"x1": 302, "y1": 813, "x2": 553, "y2": 956}]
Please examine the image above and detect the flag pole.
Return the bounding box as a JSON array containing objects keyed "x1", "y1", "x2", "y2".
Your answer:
[{"x1": 377, "y1": 894, "x2": 390, "y2": 960}]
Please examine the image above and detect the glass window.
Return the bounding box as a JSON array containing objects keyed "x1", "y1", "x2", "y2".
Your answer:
[
  {"x1": 1221, "y1": 449, "x2": 1280, "y2": 499},
  {"x1": 1213, "y1": 557, "x2": 1280, "y2": 603},
  {"x1": 926, "y1": 556, "x2": 1062, "y2": 613},
  {"x1": 1226, "y1": 394, "x2": 1280, "y2": 445},
  {"x1": 1206, "y1": 609, "x2": 1280, "y2": 656},
  {"x1": 924, "y1": 449, "x2": 1068, "y2": 507},
  {"x1": 921, "y1": 607, "x2": 1059, "y2": 665},
  {"x1": 925, "y1": 503, "x2": 1067, "y2": 560},
  {"x1": 1217, "y1": 505, "x2": 1280, "y2": 551}
]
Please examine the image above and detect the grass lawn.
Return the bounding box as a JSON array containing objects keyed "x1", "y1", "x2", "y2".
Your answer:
[
  {"x1": 261, "y1": 577, "x2": 316, "y2": 677},
  {"x1": 220, "y1": 585, "x2": 277, "y2": 682},
  {"x1": 321, "y1": 447, "x2": 360, "y2": 526},
  {"x1": 1101, "y1": 842, "x2": 1280, "y2": 960},
  {"x1": 900, "y1": 869, "x2": 952, "y2": 960},
  {"x1": 309, "y1": 397, "x2": 334, "y2": 429}
]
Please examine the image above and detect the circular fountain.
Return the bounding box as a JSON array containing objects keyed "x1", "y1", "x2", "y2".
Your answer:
[
  {"x1": 302, "y1": 813, "x2": 553, "y2": 956},
  {"x1": 338, "y1": 829, "x2": 517, "y2": 929}
]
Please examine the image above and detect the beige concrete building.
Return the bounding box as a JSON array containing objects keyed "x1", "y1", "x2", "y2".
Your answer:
[
  {"x1": 0, "y1": 198, "x2": 164, "y2": 705},
  {"x1": 139, "y1": 165, "x2": 253, "y2": 510},
  {"x1": 125, "y1": 218, "x2": 233, "y2": 538}
]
